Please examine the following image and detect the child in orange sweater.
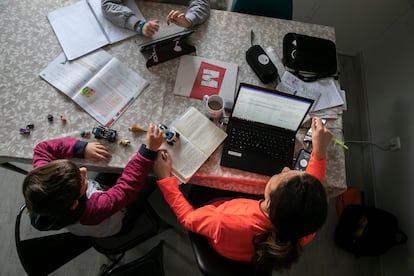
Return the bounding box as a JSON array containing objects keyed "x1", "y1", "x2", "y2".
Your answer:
[{"x1": 152, "y1": 117, "x2": 333, "y2": 271}]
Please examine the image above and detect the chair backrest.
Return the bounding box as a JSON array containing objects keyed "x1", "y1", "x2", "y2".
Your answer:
[
  {"x1": 91, "y1": 203, "x2": 160, "y2": 255},
  {"x1": 90, "y1": 203, "x2": 161, "y2": 275},
  {"x1": 189, "y1": 231, "x2": 264, "y2": 276},
  {"x1": 15, "y1": 204, "x2": 92, "y2": 276},
  {"x1": 16, "y1": 202, "x2": 162, "y2": 275},
  {"x1": 105, "y1": 240, "x2": 165, "y2": 276},
  {"x1": 231, "y1": 0, "x2": 293, "y2": 20}
]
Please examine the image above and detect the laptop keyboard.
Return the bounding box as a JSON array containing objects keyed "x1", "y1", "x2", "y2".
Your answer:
[{"x1": 228, "y1": 124, "x2": 294, "y2": 160}]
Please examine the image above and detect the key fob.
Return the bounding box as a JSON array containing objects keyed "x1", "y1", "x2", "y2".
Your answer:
[{"x1": 246, "y1": 45, "x2": 278, "y2": 83}]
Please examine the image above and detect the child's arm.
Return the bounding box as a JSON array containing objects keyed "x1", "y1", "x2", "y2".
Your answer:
[
  {"x1": 157, "y1": 176, "x2": 222, "y2": 238},
  {"x1": 305, "y1": 117, "x2": 333, "y2": 183},
  {"x1": 166, "y1": 0, "x2": 210, "y2": 27},
  {"x1": 101, "y1": 0, "x2": 160, "y2": 36},
  {"x1": 33, "y1": 138, "x2": 85, "y2": 168},
  {"x1": 153, "y1": 150, "x2": 222, "y2": 238},
  {"x1": 80, "y1": 123, "x2": 163, "y2": 224},
  {"x1": 33, "y1": 138, "x2": 111, "y2": 168}
]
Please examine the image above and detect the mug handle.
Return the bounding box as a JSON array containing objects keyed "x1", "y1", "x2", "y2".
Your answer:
[{"x1": 203, "y1": 95, "x2": 209, "y2": 102}]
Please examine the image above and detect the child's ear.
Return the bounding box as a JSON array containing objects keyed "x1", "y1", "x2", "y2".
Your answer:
[
  {"x1": 266, "y1": 199, "x2": 271, "y2": 211},
  {"x1": 70, "y1": 200, "x2": 79, "y2": 210}
]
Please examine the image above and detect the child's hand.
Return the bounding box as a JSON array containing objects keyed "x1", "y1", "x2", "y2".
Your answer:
[
  {"x1": 166, "y1": 10, "x2": 192, "y2": 28},
  {"x1": 311, "y1": 117, "x2": 333, "y2": 160},
  {"x1": 142, "y1": 20, "x2": 160, "y2": 37},
  {"x1": 146, "y1": 123, "x2": 163, "y2": 151},
  {"x1": 84, "y1": 142, "x2": 112, "y2": 162},
  {"x1": 153, "y1": 150, "x2": 172, "y2": 179}
]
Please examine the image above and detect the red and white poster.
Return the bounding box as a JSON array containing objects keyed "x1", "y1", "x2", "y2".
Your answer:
[{"x1": 173, "y1": 55, "x2": 238, "y2": 103}]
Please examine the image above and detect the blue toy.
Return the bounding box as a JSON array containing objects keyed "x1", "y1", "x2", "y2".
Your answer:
[
  {"x1": 158, "y1": 124, "x2": 180, "y2": 145},
  {"x1": 92, "y1": 126, "x2": 117, "y2": 142}
]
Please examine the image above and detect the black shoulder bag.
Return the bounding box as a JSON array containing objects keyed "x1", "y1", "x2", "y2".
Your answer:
[{"x1": 283, "y1": 33, "x2": 338, "y2": 82}]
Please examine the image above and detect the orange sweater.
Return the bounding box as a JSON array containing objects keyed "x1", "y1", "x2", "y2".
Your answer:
[{"x1": 157, "y1": 152, "x2": 326, "y2": 261}]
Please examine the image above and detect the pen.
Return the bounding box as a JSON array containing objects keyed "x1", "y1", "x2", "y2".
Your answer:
[{"x1": 332, "y1": 137, "x2": 349, "y2": 150}]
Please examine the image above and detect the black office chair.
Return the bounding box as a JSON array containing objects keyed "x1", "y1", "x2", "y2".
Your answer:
[
  {"x1": 91, "y1": 202, "x2": 162, "y2": 275},
  {"x1": 187, "y1": 185, "x2": 272, "y2": 276},
  {"x1": 104, "y1": 240, "x2": 165, "y2": 276},
  {"x1": 15, "y1": 204, "x2": 93, "y2": 276},
  {"x1": 15, "y1": 202, "x2": 164, "y2": 276},
  {"x1": 231, "y1": 0, "x2": 293, "y2": 20}
]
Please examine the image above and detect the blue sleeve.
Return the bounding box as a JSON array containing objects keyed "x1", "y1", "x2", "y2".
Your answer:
[{"x1": 74, "y1": 140, "x2": 88, "y2": 158}]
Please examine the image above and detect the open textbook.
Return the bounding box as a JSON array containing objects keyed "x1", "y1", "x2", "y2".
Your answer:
[
  {"x1": 173, "y1": 55, "x2": 238, "y2": 105},
  {"x1": 162, "y1": 107, "x2": 227, "y2": 183},
  {"x1": 39, "y1": 50, "x2": 148, "y2": 127},
  {"x1": 48, "y1": 0, "x2": 143, "y2": 60}
]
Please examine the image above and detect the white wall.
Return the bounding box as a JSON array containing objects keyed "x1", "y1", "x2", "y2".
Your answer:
[
  {"x1": 293, "y1": 0, "x2": 413, "y2": 55},
  {"x1": 360, "y1": 6, "x2": 414, "y2": 275},
  {"x1": 293, "y1": 0, "x2": 414, "y2": 274}
]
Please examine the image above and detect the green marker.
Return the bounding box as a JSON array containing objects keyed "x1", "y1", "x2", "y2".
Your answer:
[{"x1": 332, "y1": 138, "x2": 349, "y2": 150}]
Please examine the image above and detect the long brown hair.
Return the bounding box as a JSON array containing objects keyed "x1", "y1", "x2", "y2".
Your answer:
[
  {"x1": 22, "y1": 160, "x2": 82, "y2": 215},
  {"x1": 253, "y1": 173, "x2": 328, "y2": 272}
]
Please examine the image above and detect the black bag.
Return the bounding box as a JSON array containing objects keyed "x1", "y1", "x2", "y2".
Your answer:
[
  {"x1": 283, "y1": 33, "x2": 337, "y2": 82},
  {"x1": 334, "y1": 205, "x2": 407, "y2": 257}
]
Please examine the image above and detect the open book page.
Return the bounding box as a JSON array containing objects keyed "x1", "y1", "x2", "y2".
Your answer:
[
  {"x1": 47, "y1": 0, "x2": 109, "y2": 60},
  {"x1": 173, "y1": 107, "x2": 227, "y2": 156},
  {"x1": 39, "y1": 50, "x2": 113, "y2": 98},
  {"x1": 162, "y1": 107, "x2": 227, "y2": 183},
  {"x1": 88, "y1": 0, "x2": 143, "y2": 44},
  {"x1": 72, "y1": 57, "x2": 149, "y2": 126},
  {"x1": 163, "y1": 136, "x2": 209, "y2": 184}
]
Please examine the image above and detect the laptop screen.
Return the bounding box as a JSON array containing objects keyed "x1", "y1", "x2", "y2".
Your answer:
[{"x1": 232, "y1": 83, "x2": 314, "y2": 132}]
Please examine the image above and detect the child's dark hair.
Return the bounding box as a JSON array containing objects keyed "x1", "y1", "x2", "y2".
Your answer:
[
  {"x1": 22, "y1": 160, "x2": 82, "y2": 216},
  {"x1": 253, "y1": 173, "x2": 328, "y2": 272}
]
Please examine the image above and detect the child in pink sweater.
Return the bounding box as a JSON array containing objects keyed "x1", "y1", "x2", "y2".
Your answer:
[{"x1": 22, "y1": 123, "x2": 163, "y2": 237}]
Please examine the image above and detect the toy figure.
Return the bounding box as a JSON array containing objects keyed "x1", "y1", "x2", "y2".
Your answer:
[
  {"x1": 19, "y1": 128, "x2": 31, "y2": 135},
  {"x1": 60, "y1": 115, "x2": 67, "y2": 123},
  {"x1": 119, "y1": 139, "x2": 131, "y2": 147},
  {"x1": 47, "y1": 114, "x2": 54, "y2": 122},
  {"x1": 158, "y1": 124, "x2": 180, "y2": 146},
  {"x1": 128, "y1": 124, "x2": 146, "y2": 132},
  {"x1": 80, "y1": 130, "x2": 91, "y2": 138},
  {"x1": 92, "y1": 126, "x2": 117, "y2": 142}
]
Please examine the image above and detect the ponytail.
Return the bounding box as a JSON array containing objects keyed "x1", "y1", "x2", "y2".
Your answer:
[
  {"x1": 253, "y1": 228, "x2": 302, "y2": 272},
  {"x1": 253, "y1": 173, "x2": 327, "y2": 272}
]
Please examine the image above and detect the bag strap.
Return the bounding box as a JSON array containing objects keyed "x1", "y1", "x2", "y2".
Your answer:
[
  {"x1": 395, "y1": 228, "x2": 408, "y2": 245},
  {"x1": 295, "y1": 70, "x2": 339, "y2": 82}
]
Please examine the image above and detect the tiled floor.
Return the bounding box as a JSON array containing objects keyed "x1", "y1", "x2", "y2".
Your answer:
[{"x1": 0, "y1": 54, "x2": 380, "y2": 276}]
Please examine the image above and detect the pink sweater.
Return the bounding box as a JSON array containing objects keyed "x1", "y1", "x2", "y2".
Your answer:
[
  {"x1": 33, "y1": 138, "x2": 154, "y2": 226},
  {"x1": 157, "y1": 152, "x2": 326, "y2": 261}
]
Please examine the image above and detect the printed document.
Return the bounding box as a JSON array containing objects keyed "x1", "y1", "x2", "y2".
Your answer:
[{"x1": 280, "y1": 71, "x2": 344, "y2": 111}]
